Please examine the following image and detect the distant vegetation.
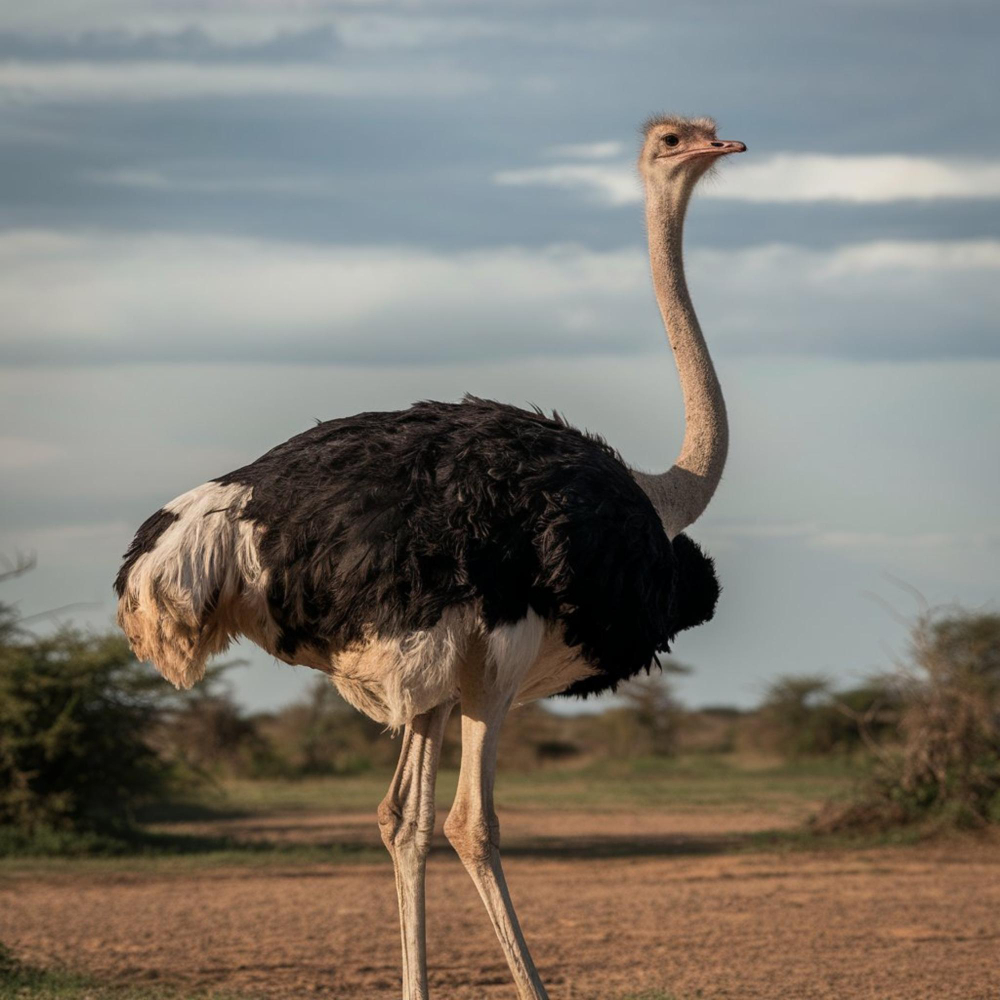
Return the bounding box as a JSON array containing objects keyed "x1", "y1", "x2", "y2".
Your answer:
[
  {"x1": 814, "y1": 609, "x2": 1000, "y2": 831},
  {"x1": 2, "y1": 561, "x2": 998, "y2": 852}
]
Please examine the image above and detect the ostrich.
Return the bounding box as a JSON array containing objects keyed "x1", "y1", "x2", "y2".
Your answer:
[{"x1": 115, "y1": 115, "x2": 745, "y2": 1000}]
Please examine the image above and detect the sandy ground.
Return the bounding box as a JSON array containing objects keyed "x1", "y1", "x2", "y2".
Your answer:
[{"x1": 3, "y1": 809, "x2": 999, "y2": 1000}]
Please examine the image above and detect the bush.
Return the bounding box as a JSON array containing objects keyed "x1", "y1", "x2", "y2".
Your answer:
[
  {"x1": 815, "y1": 609, "x2": 1000, "y2": 831},
  {"x1": 0, "y1": 621, "x2": 179, "y2": 834}
]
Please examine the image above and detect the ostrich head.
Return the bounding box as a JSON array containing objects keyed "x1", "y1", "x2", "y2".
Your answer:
[{"x1": 638, "y1": 115, "x2": 746, "y2": 194}]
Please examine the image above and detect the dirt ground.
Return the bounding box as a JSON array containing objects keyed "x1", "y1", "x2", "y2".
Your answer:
[{"x1": 3, "y1": 808, "x2": 999, "y2": 1000}]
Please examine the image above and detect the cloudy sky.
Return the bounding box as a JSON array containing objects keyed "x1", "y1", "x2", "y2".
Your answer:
[{"x1": 1, "y1": 0, "x2": 997, "y2": 713}]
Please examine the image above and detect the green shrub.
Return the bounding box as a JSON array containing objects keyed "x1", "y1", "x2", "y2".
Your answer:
[{"x1": 0, "y1": 618, "x2": 178, "y2": 834}]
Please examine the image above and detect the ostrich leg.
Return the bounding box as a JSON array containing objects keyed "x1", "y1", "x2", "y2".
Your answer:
[
  {"x1": 378, "y1": 699, "x2": 455, "y2": 1000},
  {"x1": 444, "y1": 656, "x2": 549, "y2": 1000}
]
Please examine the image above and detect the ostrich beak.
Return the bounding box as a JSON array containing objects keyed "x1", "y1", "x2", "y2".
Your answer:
[{"x1": 687, "y1": 139, "x2": 747, "y2": 161}]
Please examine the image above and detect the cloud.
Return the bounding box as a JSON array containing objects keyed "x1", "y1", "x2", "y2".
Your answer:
[
  {"x1": 2, "y1": 519, "x2": 130, "y2": 547},
  {"x1": 495, "y1": 163, "x2": 642, "y2": 206},
  {"x1": 704, "y1": 521, "x2": 822, "y2": 541},
  {"x1": 709, "y1": 521, "x2": 1000, "y2": 554},
  {"x1": 693, "y1": 239, "x2": 1000, "y2": 359},
  {"x1": 808, "y1": 530, "x2": 1000, "y2": 553},
  {"x1": 0, "y1": 230, "x2": 997, "y2": 366},
  {"x1": 495, "y1": 153, "x2": 1000, "y2": 205},
  {"x1": 0, "y1": 59, "x2": 485, "y2": 103},
  {"x1": 0, "y1": 6, "x2": 648, "y2": 51},
  {"x1": 714, "y1": 155, "x2": 1000, "y2": 203},
  {"x1": 699, "y1": 521, "x2": 1000, "y2": 591},
  {"x1": 819, "y1": 240, "x2": 1000, "y2": 274},
  {"x1": 0, "y1": 25, "x2": 341, "y2": 63},
  {"x1": 0, "y1": 436, "x2": 65, "y2": 470},
  {"x1": 0, "y1": 5, "x2": 339, "y2": 45},
  {"x1": 84, "y1": 167, "x2": 342, "y2": 196},
  {"x1": 0, "y1": 231, "x2": 651, "y2": 364},
  {"x1": 544, "y1": 141, "x2": 624, "y2": 160}
]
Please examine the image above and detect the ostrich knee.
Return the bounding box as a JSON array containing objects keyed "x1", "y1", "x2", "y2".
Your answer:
[
  {"x1": 377, "y1": 798, "x2": 404, "y2": 857},
  {"x1": 378, "y1": 796, "x2": 434, "y2": 862},
  {"x1": 444, "y1": 802, "x2": 500, "y2": 868}
]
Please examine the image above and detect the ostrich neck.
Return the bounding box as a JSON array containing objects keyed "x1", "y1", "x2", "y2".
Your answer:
[{"x1": 633, "y1": 178, "x2": 728, "y2": 539}]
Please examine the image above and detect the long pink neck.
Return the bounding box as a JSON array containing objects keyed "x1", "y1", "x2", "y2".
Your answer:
[{"x1": 633, "y1": 176, "x2": 728, "y2": 539}]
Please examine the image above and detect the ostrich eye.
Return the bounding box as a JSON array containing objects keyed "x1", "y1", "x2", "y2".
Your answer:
[{"x1": 662, "y1": 133, "x2": 680, "y2": 147}]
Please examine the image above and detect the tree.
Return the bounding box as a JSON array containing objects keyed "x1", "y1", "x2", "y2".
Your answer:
[
  {"x1": 754, "y1": 675, "x2": 834, "y2": 758},
  {"x1": 615, "y1": 660, "x2": 690, "y2": 756}
]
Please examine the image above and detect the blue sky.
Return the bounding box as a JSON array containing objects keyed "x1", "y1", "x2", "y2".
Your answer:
[{"x1": 1, "y1": 0, "x2": 997, "y2": 712}]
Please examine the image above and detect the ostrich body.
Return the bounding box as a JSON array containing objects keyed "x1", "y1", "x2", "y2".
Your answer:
[{"x1": 116, "y1": 116, "x2": 745, "y2": 1000}]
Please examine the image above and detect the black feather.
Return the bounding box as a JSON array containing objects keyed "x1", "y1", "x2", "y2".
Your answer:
[{"x1": 196, "y1": 396, "x2": 717, "y2": 697}]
